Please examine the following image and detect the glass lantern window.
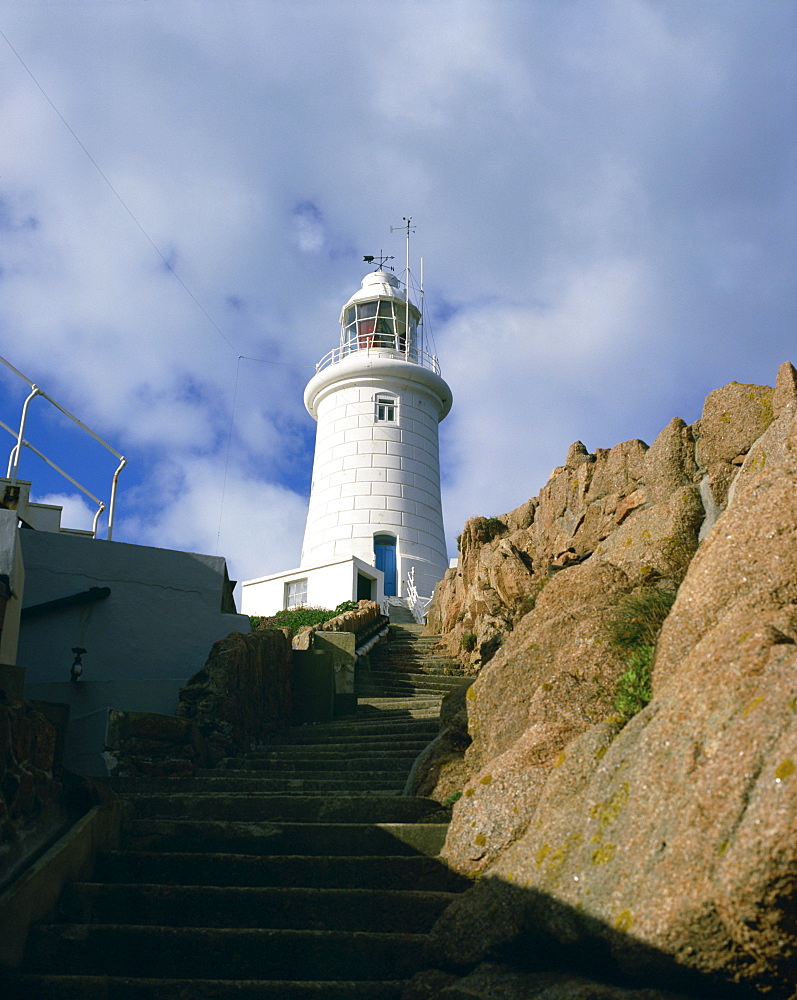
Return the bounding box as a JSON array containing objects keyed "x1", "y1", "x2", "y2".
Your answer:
[{"x1": 342, "y1": 299, "x2": 417, "y2": 355}]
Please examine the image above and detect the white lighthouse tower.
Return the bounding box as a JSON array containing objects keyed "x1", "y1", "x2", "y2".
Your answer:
[{"x1": 241, "y1": 257, "x2": 452, "y2": 616}]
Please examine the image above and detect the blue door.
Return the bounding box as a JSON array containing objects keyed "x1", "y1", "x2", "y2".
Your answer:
[{"x1": 374, "y1": 535, "x2": 397, "y2": 597}]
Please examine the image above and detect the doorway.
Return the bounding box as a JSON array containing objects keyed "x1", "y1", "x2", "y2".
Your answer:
[
  {"x1": 357, "y1": 573, "x2": 374, "y2": 602},
  {"x1": 373, "y1": 534, "x2": 397, "y2": 597}
]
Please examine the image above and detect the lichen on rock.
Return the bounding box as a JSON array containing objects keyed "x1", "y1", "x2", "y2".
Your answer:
[{"x1": 421, "y1": 362, "x2": 797, "y2": 999}]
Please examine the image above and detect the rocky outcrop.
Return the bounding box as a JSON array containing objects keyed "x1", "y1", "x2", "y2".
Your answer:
[
  {"x1": 176, "y1": 627, "x2": 292, "y2": 765},
  {"x1": 419, "y1": 363, "x2": 797, "y2": 998},
  {"x1": 428, "y1": 378, "x2": 778, "y2": 674}
]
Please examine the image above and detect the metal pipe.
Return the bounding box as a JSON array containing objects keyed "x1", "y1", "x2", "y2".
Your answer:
[
  {"x1": 420, "y1": 256, "x2": 425, "y2": 357},
  {"x1": 0, "y1": 419, "x2": 103, "y2": 505},
  {"x1": 21, "y1": 586, "x2": 111, "y2": 620},
  {"x1": 0, "y1": 353, "x2": 126, "y2": 537},
  {"x1": 91, "y1": 501, "x2": 106, "y2": 538},
  {"x1": 0, "y1": 352, "x2": 123, "y2": 462},
  {"x1": 37, "y1": 388, "x2": 123, "y2": 460},
  {"x1": 8, "y1": 386, "x2": 41, "y2": 482},
  {"x1": 106, "y1": 456, "x2": 126, "y2": 540},
  {"x1": 404, "y1": 220, "x2": 411, "y2": 362}
]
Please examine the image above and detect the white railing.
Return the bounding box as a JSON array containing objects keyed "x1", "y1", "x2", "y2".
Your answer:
[
  {"x1": 0, "y1": 354, "x2": 126, "y2": 540},
  {"x1": 315, "y1": 344, "x2": 441, "y2": 376},
  {"x1": 405, "y1": 567, "x2": 433, "y2": 625}
]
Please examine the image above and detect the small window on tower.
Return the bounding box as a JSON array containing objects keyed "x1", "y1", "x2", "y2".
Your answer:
[
  {"x1": 375, "y1": 395, "x2": 397, "y2": 422},
  {"x1": 285, "y1": 578, "x2": 308, "y2": 608}
]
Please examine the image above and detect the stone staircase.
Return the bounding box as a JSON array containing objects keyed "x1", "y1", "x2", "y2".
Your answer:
[{"x1": 6, "y1": 606, "x2": 472, "y2": 998}]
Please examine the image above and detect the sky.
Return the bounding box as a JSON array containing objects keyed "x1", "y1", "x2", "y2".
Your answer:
[{"x1": 0, "y1": 0, "x2": 794, "y2": 599}]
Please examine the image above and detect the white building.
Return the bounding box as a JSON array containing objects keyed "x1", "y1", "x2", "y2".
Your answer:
[{"x1": 242, "y1": 268, "x2": 452, "y2": 617}]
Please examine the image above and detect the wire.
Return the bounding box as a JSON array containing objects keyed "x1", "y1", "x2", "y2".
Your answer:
[
  {"x1": 239, "y1": 355, "x2": 314, "y2": 369},
  {"x1": 0, "y1": 26, "x2": 312, "y2": 371},
  {"x1": 216, "y1": 356, "x2": 241, "y2": 555}
]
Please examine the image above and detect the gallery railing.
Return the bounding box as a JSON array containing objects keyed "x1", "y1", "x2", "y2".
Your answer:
[{"x1": 0, "y1": 354, "x2": 126, "y2": 539}]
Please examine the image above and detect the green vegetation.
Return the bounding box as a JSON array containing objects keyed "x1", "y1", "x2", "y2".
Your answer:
[
  {"x1": 460, "y1": 632, "x2": 478, "y2": 653},
  {"x1": 606, "y1": 588, "x2": 676, "y2": 651},
  {"x1": 333, "y1": 600, "x2": 360, "y2": 614},
  {"x1": 443, "y1": 790, "x2": 463, "y2": 807},
  {"x1": 250, "y1": 606, "x2": 336, "y2": 632},
  {"x1": 613, "y1": 645, "x2": 655, "y2": 720},
  {"x1": 606, "y1": 587, "x2": 676, "y2": 722},
  {"x1": 478, "y1": 516, "x2": 507, "y2": 540},
  {"x1": 249, "y1": 599, "x2": 366, "y2": 633}
]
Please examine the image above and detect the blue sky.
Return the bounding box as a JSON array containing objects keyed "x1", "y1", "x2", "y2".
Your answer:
[{"x1": 0, "y1": 0, "x2": 794, "y2": 597}]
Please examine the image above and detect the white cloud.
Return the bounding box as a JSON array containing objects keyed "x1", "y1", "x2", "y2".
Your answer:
[
  {"x1": 0, "y1": 0, "x2": 793, "y2": 587},
  {"x1": 118, "y1": 456, "x2": 309, "y2": 594},
  {"x1": 30, "y1": 492, "x2": 98, "y2": 533}
]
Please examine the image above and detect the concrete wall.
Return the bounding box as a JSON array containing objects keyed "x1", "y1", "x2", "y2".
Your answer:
[
  {"x1": 18, "y1": 530, "x2": 249, "y2": 686},
  {"x1": 0, "y1": 508, "x2": 23, "y2": 665},
  {"x1": 242, "y1": 555, "x2": 382, "y2": 617}
]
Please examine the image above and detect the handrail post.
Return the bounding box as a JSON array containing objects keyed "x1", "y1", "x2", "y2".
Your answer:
[
  {"x1": 106, "y1": 457, "x2": 126, "y2": 541},
  {"x1": 7, "y1": 386, "x2": 41, "y2": 483},
  {"x1": 91, "y1": 502, "x2": 106, "y2": 539}
]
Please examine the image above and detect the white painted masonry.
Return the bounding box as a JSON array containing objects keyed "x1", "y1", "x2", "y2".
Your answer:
[
  {"x1": 242, "y1": 269, "x2": 453, "y2": 615},
  {"x1": 241, "y1": 555, "x2": 382, "y2": 618}
]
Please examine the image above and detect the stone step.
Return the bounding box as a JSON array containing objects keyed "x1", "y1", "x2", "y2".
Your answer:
[
  {"x1": 367, "y1": 663, "x2": 465, "y2": 676},
  {"x1": 268, "y1": 737, "x2": 434, "y2": 752},
  {"x1": 6, "y1": 976, "x2": 407, "y2": 1000},
  {"x1": 351, "y1": 707, "x2": 441, "y2": 720},
  {"x1": 5, "y1": 610, "x2": 469, "y2": 999},
  {"x1": 364, "y1": 670, "x2": 469, "y2": 686},
  {"x1": 95, "y1": 849, "x2": 468, "y2": 891},
  {"x1": 377, "y1": 636, "x2": 443, "y2": 645},
  {"x1": 283, "y1": 713, "x2": 440, "y2": 726},
  {"x1": 355, "y1": 703, "x2": 442, "y2": 713},
  {"x1": 369, "y1": 654, "x2": 463, "y2": 666},
  {"x1": 355, "y1": 682, "x2": 464, "y2": 696},
  {"x1": 122, "y1": 794, "x2": 442, "y2": 824},
  {"x1": 123, "y1": 820, "x2": 449, "y2": 857},
  {"x1": 218, "y1": 755, "x2": 420, "y2": 771},
  {"x1": 113, "y1": 775, "x2": 407, "y2": 794},
  {"x1": 61, "y1": 882, "x2": 457, "y2": 931},
  {"x1": 23, "y1": 924, "x2": 431, "y2": 980},
  {"x1": 273, "y1": 719, "x2": 439, "y2": 739},
  {"x1": 355, "y1": 689, "x2": 455, "y2": 701},
  {"x1": 263, "y1": 728, "x2": 438, "y2": 751}
]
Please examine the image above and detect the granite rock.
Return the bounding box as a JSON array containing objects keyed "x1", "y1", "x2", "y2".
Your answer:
[
  {"x1": 430, "y1": 397, "x2": 797, "y2": 998},
  {"x1": 177, "y1": 627, "x2": 292, "y2": 764}
]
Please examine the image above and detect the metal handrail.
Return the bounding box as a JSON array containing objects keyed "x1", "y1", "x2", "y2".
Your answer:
[
  {"x1": 315, "y1": 344, "x2": 441, "y2": 376},
  {"x1": 405, "y1": 566, "x2": 433, "y2": 625},
  {"x1": 0, "y1": 354, "x2": 126, "y2": 540}
]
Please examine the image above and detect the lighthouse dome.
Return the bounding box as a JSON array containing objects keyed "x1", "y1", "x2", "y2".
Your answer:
[
  {"x1": 339, "y1": 270, "x2": 419, "y2": 315},
  {"x1": 339, "y1": 270, "x2": 421, "y2": 358}
]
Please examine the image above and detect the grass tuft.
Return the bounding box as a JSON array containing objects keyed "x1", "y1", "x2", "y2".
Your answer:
[
  {"x1": 461, "y1": 632, "x2": 477, "y2": 653},
  {"x1": 606, "y1": 587, "x2": 676, "y2": 722},
  {"x1": 614, "y1": 645, "x2": 654, "y2": 721},
  {"x1": 606, "y1": 588, "x2": 676, "y2": 651}
]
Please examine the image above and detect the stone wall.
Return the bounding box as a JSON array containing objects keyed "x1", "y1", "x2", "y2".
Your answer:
[
  {"x1": 0, "y1": 697, "x2": 62, "y2": 882},
  {"x1": 292, "y1": 600, "x2": 382, "y2": 650},
  {"x1": 417, "y1": 362, "x2": 797, "y2": 998},
  {"x1": 105, "y1": 710, "x2": 207, "y2": 778},
  {"x1": 176, "y1": 627, "x2": 293, "y2": 766}
]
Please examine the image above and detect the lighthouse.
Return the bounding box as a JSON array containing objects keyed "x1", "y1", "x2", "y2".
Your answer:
[{"x1": 241, "y1": 262, "x2": 452, "y2": 616}]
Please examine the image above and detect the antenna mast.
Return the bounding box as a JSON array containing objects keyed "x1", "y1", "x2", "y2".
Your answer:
[{"x1": 391, "y1": 217, "x2": 415, "y2": 359}]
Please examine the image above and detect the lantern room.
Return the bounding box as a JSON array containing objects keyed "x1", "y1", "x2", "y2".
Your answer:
[{"x1": 339, "y1": 271, "x2": 421, "y2": 358}]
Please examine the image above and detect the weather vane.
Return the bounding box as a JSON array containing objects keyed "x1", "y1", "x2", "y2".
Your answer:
[
  {"x1": 362, "y1": 252, "x2": 394, "y2": 271},
  {"x1": 390, "y1": 217, "x2": 415, "y2": 240}
]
